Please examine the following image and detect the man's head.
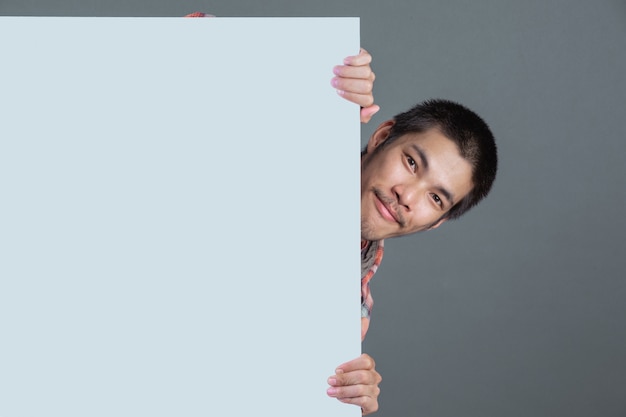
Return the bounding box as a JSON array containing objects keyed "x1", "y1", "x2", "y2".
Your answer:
[{"x1": 361, "y1": 99, "x2": 498, "y2": 241}]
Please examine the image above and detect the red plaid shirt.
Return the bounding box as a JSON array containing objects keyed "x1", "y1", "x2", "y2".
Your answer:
[
  {"x1": 361, "y1": 240, "x2": 384, "y2": 340},
  {"x1": 185, "y1": 12, "x2": 214, "y2": 18}
]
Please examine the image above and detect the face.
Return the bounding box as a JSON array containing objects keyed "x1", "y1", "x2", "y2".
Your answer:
[{"x1": 361, "y1": 122, "x2": 474, "y2": 241}]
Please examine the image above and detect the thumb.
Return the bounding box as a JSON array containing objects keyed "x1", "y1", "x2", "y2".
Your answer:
[{"x1": 360, "y1": 105, "x2": 380, "y2": 124}]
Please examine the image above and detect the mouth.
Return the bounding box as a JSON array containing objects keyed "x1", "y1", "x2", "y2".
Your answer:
[{"x1": 373, "y1": 190, "x2": 402, "y2": 226}]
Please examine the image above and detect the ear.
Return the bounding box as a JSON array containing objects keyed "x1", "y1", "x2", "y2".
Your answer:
[
  {"x1": 427, "y1": 217, "x2": 447, "y2": 231},
  {"x1": 366, "y1": 120, "x2": 395, "y2": 154}
]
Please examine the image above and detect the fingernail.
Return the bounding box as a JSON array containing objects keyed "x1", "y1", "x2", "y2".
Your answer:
[
  {"x1": 336, "y1": 90, "x2": 345, "y2": 96},
  {"x1": 327, "y1": 377, "x2": 337, "y2": 385},
  {"x1": 335, "y1": 368, "x2": 344, "y2": 374},
  {"x1": 331, "y1": 77, "x2": 339, "y2": 87},
  {"x1": 333, "y1": 66, "x2": 341, "y2": 75},
  {"x1": 327, "y1": 387, "x2": 337, "y2": 396}
]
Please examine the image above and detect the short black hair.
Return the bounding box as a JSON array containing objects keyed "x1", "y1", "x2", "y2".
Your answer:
[{"x1": 385, "y1": 99, "x2": 498, "y2": 221}]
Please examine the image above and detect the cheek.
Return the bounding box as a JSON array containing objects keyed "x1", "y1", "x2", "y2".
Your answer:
[{"x1": 363, "y1": 156, "x2": 399, "y2": 183}]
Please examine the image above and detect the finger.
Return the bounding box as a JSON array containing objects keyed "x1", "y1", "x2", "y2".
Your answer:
[
  {"x1": 336, "y1": 91, "x2": 375, "y2": 108},
  {"x1": 329, "y1": 369, "x2": 381, "y2": 387},
  {"x1": 327, "y1": 383, "x2": 381, "y2": 399},
  {"x1": 360, "y1": 105, "x2": 380, "y2": 124},
  {"x1": 343, "y1": 48, "x2": 373, "y2": 66},
  {"x1": 331, "y1": 76, "x2": 374, "y2": 95},
  {"x1": 335, "y1": 354, "x2": 377, "y2": 373},
  {"x1": 333, "y1": 64, "x2": 374, "y2": 80}
]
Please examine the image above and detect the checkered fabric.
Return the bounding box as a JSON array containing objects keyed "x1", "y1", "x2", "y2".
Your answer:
[
  {"x1": 185, "y1": 12, "x2": 211, "y2": 18},
  {"x1": 361, "y1": 240, "x2": 384, "y2": 340}
]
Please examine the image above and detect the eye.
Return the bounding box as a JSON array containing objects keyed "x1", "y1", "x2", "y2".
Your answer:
[
  {"x1": 406, "y1": 155, "x2": 417, "y2": 172},
  {"x1": 431, "y1": 193, "x2": 443, "y2": 207}
]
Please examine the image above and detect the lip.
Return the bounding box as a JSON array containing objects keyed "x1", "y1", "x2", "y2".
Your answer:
[{"x1": 374, "y1": 194, "x2": 399, "y2": 224}]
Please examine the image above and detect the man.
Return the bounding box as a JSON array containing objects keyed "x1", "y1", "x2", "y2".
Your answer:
[{"x1": 326, "y1": 99, "x2": 498, "y2": 414}]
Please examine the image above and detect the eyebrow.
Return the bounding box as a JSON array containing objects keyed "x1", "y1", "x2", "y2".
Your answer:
[
  {"x1": 410, "y1": 144, "x2": 429, "y2": 171},
  {"x1": 435, "y1": 186, "x2": 454, "y2": 206},
  {"x1": 410, "y1": 144, "x2": 455, "y2": 205}
]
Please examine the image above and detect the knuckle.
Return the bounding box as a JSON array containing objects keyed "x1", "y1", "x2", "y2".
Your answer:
[
  {"x1": 366, "y1": 371, "x2": 378, "y2": 384},
  {"x1": 334, "y1": 375, "x2": 345, "y2": 386},
  {"x1": 343, "y1": 92, "x2": 357, "y2": 102},
  {"x1": 352, "y1": 371, "x2": 366, "y2": 385}
]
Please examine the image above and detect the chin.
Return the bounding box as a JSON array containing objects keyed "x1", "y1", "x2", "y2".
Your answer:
[{"x1": 360, "y1": 219, "x2": 379, "y2": 242}]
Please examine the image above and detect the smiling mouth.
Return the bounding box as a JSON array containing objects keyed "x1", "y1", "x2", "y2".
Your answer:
[{"x1": 373, "y1": 189, "x2": 405, "y2": 227}]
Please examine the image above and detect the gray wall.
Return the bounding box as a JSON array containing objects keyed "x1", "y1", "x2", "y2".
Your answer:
[{"x1": 2, "y1": 1, "x2": 624, "y2": 416}]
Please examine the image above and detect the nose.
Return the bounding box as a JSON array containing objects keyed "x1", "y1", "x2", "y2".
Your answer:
[{"x1": 391, "y1": 182, "x2": 421, "y2": 211}]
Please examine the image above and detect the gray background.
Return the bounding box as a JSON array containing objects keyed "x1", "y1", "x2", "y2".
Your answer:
[{"x1": 2, "y1": 1, "x2": 625, "y2": 416}]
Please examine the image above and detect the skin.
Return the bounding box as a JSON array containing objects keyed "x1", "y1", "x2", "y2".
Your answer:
[
  {"x1": 332, "y1": 48, "x2": 380, "y2": 123},
  {"x1": 361, "y1": 121, "x2": 474, "y2": 241},
  {"x1": 327, "y1": 354, "x2": 382, "y2": 414}
]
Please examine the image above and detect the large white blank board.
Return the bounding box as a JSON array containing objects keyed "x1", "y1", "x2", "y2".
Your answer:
[{"x1": 0, "y1": 17, "x2": 361, "y2": 417}]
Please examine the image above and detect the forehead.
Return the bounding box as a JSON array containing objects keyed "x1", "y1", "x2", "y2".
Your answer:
[{"x1": 391, "y1": 128, "x2": 457, "y2": 153}]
